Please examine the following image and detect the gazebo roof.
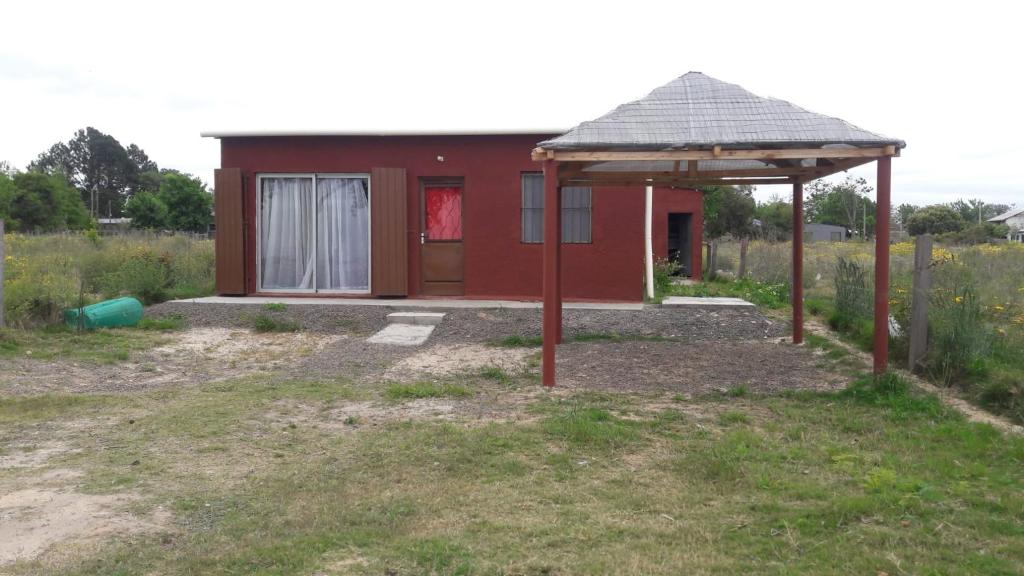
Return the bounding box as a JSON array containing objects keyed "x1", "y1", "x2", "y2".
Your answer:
[
  {"x1": 533, "y1": 72, "x2": 904, "y2": 188},
  {"x1": 539, "y1": 72, "x2": 904, "y2": 152}
]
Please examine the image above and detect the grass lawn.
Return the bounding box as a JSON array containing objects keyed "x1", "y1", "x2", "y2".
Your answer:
[{"x1": 2, "y1": 362, "x2": 1023, "y2": 574}]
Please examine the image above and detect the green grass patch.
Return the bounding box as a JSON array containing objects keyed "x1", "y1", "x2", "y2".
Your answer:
[
  {"x1": 262, "y1": 302, "x2": 287, "y2": 312},
  {"x1": 251, "y1": 314, "x2": 301, "y2": 333},
  {"x1": 136, "y1": 314, "x2": 185, "y2": 331},
  {"x1": 490, "y1": 334, "x2": 544, "y2": 347},
  {"x1": 541, "y1": 405, "x2": 645, "y2": 450},
  {"x1": 478, "y1": 365, "x2": 511, "y2": 383},
  {"x1": 6, "y1": 367, "x2": 1024, "y2": 575},
  {"x1": 384, "y1": 381, "x2": 474, "y2": 401},
  {"x1": 0, "y1": 326, "x2": 167, "y2": 364},
  {"x1": 665, "y1": 277, "x2": 789, "y2": 309}
]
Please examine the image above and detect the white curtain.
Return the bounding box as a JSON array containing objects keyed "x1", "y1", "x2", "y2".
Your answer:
[
  {"x1": 316, "y1": 178, "x2": 370, "y2": 291},
  {"x1": 260, "y1": 177, "x2": 314, "y2": 289}
]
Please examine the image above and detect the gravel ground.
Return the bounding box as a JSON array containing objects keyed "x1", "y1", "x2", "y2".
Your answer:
[
  {"x1": 554, "y1": 339, "x2": 844, "y2": 394},
  {"x1": 432, "y1": 306, "x2": 786, "y2": 343},
  {"x1": 146, "y1": 301, "x2": 393, "y2": 335},
  {"x1": 6, "y1": 302, "x2": 821, "y2": 397},
  {"x1": 147, "y1": 302, "x2": 788, "y2": 342}
]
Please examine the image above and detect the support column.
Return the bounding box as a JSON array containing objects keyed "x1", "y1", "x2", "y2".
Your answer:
[
  {"x1": 792, "y1": 181, "x2": 804, "y2": 344},
  {"x1": 555, "y1": 178, "x2": 563, "y2": 344},
  {"x1": 542, "y1": 160, "x2": 561, "y2": 387},
  {"x1": 873, "y1": 156, "x2": 892, "y2": 374}
]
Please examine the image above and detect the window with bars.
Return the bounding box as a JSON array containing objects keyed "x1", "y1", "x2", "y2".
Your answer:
[{"x1": 521, "y1": 173, "x2": 592, "y2": 244}]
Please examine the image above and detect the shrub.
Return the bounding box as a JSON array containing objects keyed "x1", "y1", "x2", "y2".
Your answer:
[
  {"x1": 833, "y1": 257, "x2": 872, "y2": 320},
  {"x1": 652, "y1": 258, "x2": 679, "y2": 297},
  {"x1": 100, "y1": 253, "x2": 171, "y2": 305},
  {"x1": 2, "y1": 233, "x2": 214, "y2": 326},
  {"x1": 924, "y1": 284, "x2": 991, "y2": 386}
]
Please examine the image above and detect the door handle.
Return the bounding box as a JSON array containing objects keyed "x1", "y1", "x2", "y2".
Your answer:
[{"x1": 420, "y1": 232, "x2": 426, "y2": 245}]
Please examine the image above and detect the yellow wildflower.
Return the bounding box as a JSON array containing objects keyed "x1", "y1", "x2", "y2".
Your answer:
[{"x1": 954, "y1": 296, "x2": 964, "y2": 304}]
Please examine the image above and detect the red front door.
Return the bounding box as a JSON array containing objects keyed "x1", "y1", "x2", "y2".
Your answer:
[{"x1": 420, "y1": 181, "x2": 464, "y2": 295}]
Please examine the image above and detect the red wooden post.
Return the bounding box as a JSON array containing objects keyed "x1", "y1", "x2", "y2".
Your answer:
[
  {"x1": 873, "y1": 156, "x2": 892, "y2": 374},
  {"x1": 542, "y1": 159, "x2": 561, "y2": 387},
  {"x1": 792, "y1": 181, "x2": 804, "y2": 344},
  {"x1": 555, "y1": 177, "x2": 563, "y2": 344}
]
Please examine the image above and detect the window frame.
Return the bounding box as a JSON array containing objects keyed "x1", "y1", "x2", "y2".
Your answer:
[
  {"x1": 255, "y1": 172, "x2": 372, "y2": 294},
  {"x1": 520, "y1": 173, "x2": 592, "y2": 244}
]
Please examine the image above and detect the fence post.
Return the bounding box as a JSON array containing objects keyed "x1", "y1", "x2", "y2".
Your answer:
[
  {"x1": 908, "y1": 234, "x2": 932, "y2": 371},
  {"x1": 0, "y1": 219, "x2": 4, "y2": 329},
  {"x1": 738, "y1": 237, "x2": 749, "y2": 278},
  {"x1": 708, "y1": 241, "x2": 718, "y2": 279}
]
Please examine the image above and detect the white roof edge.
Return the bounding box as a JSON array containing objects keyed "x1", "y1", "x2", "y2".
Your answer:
[
  {"x1": 200, "y1": 128, "x2": 567, "y2": 138},
  {"x1": 989, "y1": 206, "x2": 1024, "y2": 222}
]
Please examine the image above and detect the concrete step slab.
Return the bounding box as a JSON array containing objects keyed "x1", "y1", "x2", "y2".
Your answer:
[
  {"x1": 662, "y1": 296, "x2": 755, "y2": 308},
  {"x1": 387, "y1": 312, "x2": 446, "y2": 326},
  {"x1": 366, "y1": 323, "x2": 435, "y2": 346}
]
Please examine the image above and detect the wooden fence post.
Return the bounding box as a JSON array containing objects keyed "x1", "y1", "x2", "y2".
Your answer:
[
  {"x1": 0, "y1": 219, "x2": 5, "y2": 329},
  {"x1": 708, "y1": 241, "x2": 718, "y2": 279},
  {"x1": 908, "y1": 234, "x2": 932, "y2": 371},
  {"x1": 738, "y1": 237, "x2": 749, "y2": 278}
]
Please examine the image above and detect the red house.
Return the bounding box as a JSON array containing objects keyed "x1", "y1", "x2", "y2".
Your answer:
[{"x1": 204, "y1": 131, "x2": 703, "y2": 302}]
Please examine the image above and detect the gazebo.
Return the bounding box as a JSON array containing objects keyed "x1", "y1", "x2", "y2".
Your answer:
[{"x1": 532, "y1": 72, "x2": 905, "y2": 387}]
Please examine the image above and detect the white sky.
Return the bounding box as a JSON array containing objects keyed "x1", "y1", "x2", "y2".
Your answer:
[{"x1": 1, "y1": 0, "x2": 1021, "y2": 208}]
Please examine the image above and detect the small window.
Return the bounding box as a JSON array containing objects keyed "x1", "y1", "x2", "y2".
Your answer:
[{"x1": 521, "y1": 174, "x2": 592, "y2": 244}]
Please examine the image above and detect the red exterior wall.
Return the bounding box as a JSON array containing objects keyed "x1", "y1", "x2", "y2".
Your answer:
[
  {"x1": 652, "y1": 187, "x2": 704, "y2": 281},
  {"x1": 219, "y1": 134, "x2": 703, "y2": 302}
]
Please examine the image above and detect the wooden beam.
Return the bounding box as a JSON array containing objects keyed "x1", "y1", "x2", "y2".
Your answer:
[
  {"x1": 687, "y1": 160, "x2": 697, "y2": 177},
  {"x1": 573, "y1": 167, "x2": 826, "y2": 180},
  {"x1": 797, "y1": 157, "x2": 877, "y2": 182},
  {"x1": 532, "y1": 146, "x2": 897, "y2": 162},
  {"x1": 561, "y1": 177, "x2": 797, "y2": 187}
]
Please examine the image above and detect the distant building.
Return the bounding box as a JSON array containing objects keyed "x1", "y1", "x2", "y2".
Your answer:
[
  {"x1": 96, "y1": 218, "x2": 131, "y2": 233},
  {"x1": 988, "y1": 207, "x2": 1024, "y2": 243},
  {"x1": 804, "y1": 223, "x2": 848, "y2": 242}
]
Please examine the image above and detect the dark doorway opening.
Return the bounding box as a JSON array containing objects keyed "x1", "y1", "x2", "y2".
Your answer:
[{"x1": 667, "y1": 213, "x2": 692, "y2": 277}]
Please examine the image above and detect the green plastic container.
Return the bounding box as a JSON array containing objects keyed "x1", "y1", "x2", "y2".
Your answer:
[{"x1": 64, "y1": 297, "x2": 144, "y2": 330}]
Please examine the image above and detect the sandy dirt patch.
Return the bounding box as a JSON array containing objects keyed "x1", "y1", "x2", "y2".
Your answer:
[
  {"x1": 151, "y1": 327, "x2": 341, "y2": 365},
  {"x1": 0, "y1": 488, "x2": 165, "y2": 565},
  {"x1": 0, "y1": 441, "x2": 78, "y2": 469},
  {"x1": 384, "y1": 344, "x2": 532, "y2": 380},
  {"x1": 1, "y1": 328, "x2": 343, "y2": 394}
]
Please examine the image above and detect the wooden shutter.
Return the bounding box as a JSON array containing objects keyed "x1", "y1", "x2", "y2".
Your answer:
[
  {"x1": 371, "y1": 167, "x2": 408, "y2": 296},
  {"x1": 214, "y1": 168, "x2": 246, "y2": 295}
]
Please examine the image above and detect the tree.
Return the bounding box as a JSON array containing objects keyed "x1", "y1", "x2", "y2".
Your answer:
[
  {"x1": 702, "y1": 185, "x2": 755, "y2": 238},
  {"x1": 753, "y1": 196, "x2": 793, "y2": 241},
  {"x1": 158, "y1": 171, "x2": 212, "y2": 232},
  {"x1": 125, "y1": 191, "x2": 169, "y2": 230},
  {"x1": 905, "y1": 205, "x2": 965, "y2": 236},
  {"x1": 896, "y1": 203, "x2": 918, "y2": 228},
  {"x1": 804, "y1": 176, "x2": 876, "y2": 238},
  {"x1": 0, "y1": 170, "x2": 15, "y2": 225},
  {"x1": 30, "y1": 127, "x2": 155, "y2": 218},
  {"x1": 4, "y1": 171, "x2": 91, "y2": 232}
]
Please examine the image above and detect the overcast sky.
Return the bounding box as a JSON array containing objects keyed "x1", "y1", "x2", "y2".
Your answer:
[{"x1": 1, "y1": 0, "x2": 1021, "y2": 208}]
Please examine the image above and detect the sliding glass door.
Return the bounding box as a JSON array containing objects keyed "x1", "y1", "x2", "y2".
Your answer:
[{"x1": 259, "y1": 174, "x2": 370, "y2": 293}]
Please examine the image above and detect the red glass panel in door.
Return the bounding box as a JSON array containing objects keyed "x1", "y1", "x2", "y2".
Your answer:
[{"x1": 424, "y1": 186, "x2": 462, "y2": 240}]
